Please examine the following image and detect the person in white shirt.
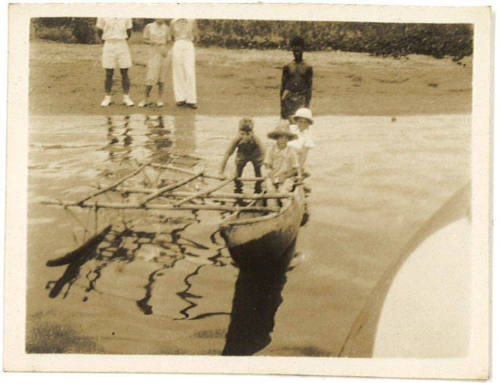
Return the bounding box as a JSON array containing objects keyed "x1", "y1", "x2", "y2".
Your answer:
[
  {"x1": 170, "y1": 18, "x2": 199, "y2": 109},
  {"x1": 288, "y1": 107, "x2": 314, "y2": 169},
  {"x1": 264, "y1": 120, "x2": 300, "y2": 195},
  {"x1": 138, "y1": 19, "x2": 171, "y2": 108},
  {"x1": 96, "y1": 17, "x2": 135, "y2": 107}
]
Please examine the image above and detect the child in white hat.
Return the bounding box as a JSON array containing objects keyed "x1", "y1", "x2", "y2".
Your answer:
[{"x1": 289, "y1": 107, "x2": 314, "y2": 169}]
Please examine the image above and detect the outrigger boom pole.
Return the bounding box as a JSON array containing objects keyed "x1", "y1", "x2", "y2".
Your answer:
[{"x1": 41, "y1": 199, "x2": 280, "y2": 213}]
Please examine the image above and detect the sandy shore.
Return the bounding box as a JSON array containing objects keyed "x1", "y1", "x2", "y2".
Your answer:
[
  {"x1": 25, "y1": 39, "x2": 473, "y2": 358},
  {"x1": 26, "y1": 113, "x2": 471, "y2": 356},
  {"x1": 29, "y1": 40, "x2": 472, "y2": 117}
]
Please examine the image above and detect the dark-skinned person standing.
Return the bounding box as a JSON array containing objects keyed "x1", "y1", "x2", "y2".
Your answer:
[{"x1": 280, "y1": 36, "x2": 313, "y2": 121}]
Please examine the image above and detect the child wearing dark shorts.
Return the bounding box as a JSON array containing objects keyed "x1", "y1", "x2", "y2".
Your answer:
[{"x1": 219, "y1": 118, "x2": 266, "y2": 194}]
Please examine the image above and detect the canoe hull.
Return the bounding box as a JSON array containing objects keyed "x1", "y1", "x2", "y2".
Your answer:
[{"x1": 220, "y1": 187, "x2": 306, "y2": 266}]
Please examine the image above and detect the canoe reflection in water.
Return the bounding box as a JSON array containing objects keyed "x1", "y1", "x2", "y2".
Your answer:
[
  {"x1": 42, "y1": 119, "x2": 300, "y2": 354},
  {"x1": 44, "y1": 214, "x2": 296, "y2": 355},
  {"x1": 45, "y1": 215, "x2": 203, "y2": 304},
  {"x1": 222, "y1": 240, "x2": 296, "y2": 356}
]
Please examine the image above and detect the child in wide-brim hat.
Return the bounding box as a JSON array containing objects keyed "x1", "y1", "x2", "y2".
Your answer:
[
  {"x1": 267, "y1": 123, "x2": 299, "y2": 140},
  {"x1": 263, "y1": 121, "x2": 300, "y2": 195}
]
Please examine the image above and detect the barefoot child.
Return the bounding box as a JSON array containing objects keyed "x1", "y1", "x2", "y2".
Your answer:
[
  {"x1": 289, "y1": 107, "x2": 314, "y2": 169},
  {"x1": 219, "y1": 118, "x2": 265, "y2": 193},
  {"x1": 138, "y1": 19, "x2": 171, "y2": 107},
  {"x1": 263, "y1": 120, "x2": 300, "y2": 194}
]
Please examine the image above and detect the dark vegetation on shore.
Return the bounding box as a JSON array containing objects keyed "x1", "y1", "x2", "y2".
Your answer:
[{"x1": 31, "y1": 18, "x2": 472, "y2": 60}]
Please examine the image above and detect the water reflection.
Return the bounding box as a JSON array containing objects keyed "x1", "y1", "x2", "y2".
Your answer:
[
  {"x1": 173, "y1": 114, "x2": 196, "y2": 154},
  {"x1": 222, "y1": 241, "x2": 296, "y2": 356},
  {"x1": 46, "y1": 218, "x2": 294, "y2": 355},
  {"x1": 31, "y1": 113, "x2": 471, "y2": 356},
  {"x1": 41, "y1": 113, "x2": 294, "y2": 354},
  {"x1": 174, "y1": 229, "x2": 231, "y2": 321},
  {"x1": 100, "y1": 114, "x2": 199, "y2": 168},
  {"x1": 104, "y1": 115, "x2": 133, "y2": 163},
  {"x1": 45, "y1": 225, "x2": 113, "y2": 298},
  {"x1": 46, "y1": 215, "x2": 210, "y2": 309},
  {"x1": 144, "y1": 115, "x2": 173, "y2": 163},
  {"x1": 172, "y1": 114, "x2": 199, "y2": 168}
]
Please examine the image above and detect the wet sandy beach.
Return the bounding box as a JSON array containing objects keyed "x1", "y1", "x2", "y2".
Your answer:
[
  {"x1": 27, "y1": 113, "x2": 470, "y2": 355},
  {"x1": 29, "y1": 41, "x2": 472, "y2": 117}
]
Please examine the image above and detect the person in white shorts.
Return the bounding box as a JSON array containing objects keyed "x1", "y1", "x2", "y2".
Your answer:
[
  {"x1": 138, "y1": 19, "x2": 171, "y2": 108},
  {"x1": 170, "y1": 18, "x2": 199, "y2": 109},
  {"x1": 96, "y1": 17, "x2": 135, "y2": 107}
]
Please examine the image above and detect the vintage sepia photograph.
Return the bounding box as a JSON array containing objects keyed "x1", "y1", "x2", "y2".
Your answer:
[{"x1": 5, "y1": 2, "x2": 491, "y2": 379}]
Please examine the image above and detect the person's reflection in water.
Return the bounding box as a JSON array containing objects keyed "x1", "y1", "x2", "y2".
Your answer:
[
  {"x1": 222, "y1": 240, "x2": 296, "y2": 356},
  {"x1": 105, "y1": 115, "x2": 132, "y2": 162},
  {"x1": 173, "y1": 114, "x2": 199, "y2": 168},
  {"x1": 145, "y1": 115, "x2": 173, "y2": 163}
]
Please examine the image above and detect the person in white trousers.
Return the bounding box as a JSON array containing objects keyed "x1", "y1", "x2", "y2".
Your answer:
[{"x1": 170, "y1": 18, "x2": 199, "y2": 109}]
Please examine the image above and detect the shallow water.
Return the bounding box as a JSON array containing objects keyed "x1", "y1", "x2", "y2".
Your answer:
[{"x1": 27, "y1": 113, "x2": 470, "y2": 356}]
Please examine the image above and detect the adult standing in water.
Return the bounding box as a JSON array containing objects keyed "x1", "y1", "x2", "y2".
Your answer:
[
  {"x1": 280, "y1": 36, "x2": 313, "y2": 121},
  {"x1": 170, "y1": 18, "x2": 199, "y2": 109},
  {"x1": 96, "y1": 17, "x2": 135, "y2": 107}
]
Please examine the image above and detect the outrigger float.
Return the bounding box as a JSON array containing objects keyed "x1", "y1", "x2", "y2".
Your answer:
[{"x1": 41, "y1": 162, "x2": 307, "y2": 266}]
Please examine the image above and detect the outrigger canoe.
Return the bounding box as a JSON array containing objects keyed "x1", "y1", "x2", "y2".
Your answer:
[
  {"x1": 219, "y1": 185, "x2": 306, "y2": 267},
  {"x1": 41, "y1": 162, "x2": 308, "y2": 268}
]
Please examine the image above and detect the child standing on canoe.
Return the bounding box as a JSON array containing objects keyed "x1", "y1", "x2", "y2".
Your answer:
[
  {"x1": 289, "y1": 107, "x2": 314, "y2": 170},
  {"x1": 263, "y1": 120, "x2": 300, "y2": 194},
  {"x1": 219, "y1": 118, "x2": 266, "y2": 194}
]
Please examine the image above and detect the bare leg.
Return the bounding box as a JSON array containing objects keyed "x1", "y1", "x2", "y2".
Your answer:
[
  {"x1": 120, "y1": 68, "x2": 130, "y2": 94},
  {"x1": 265, "y1": 178, "x2": 278, "y2": 209},
  {"x1": 234, "y1": 159, "x2": 246, "y2": 194},
  {"x1": 105, "y1": 69, "x2": 114, "y2": 94},
  {"x1": 252, "y1": 160, "x2": 263, "y2": 194}
]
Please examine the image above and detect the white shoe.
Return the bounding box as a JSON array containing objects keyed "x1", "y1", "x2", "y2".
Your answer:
[
  {"x1": 100, "y1": 95, "x2": 112, "y2": 107},
  {"x1": 138, "y1": 99, "x2": 148, "y2": 108},
  {"x1": 123, "y1": 95, "x2": 134, "y2": 107},
  {"x1": 157, "y1": 100, "x2": 164, "y2": 107}
]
